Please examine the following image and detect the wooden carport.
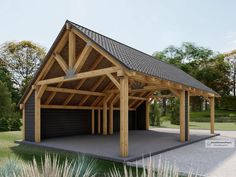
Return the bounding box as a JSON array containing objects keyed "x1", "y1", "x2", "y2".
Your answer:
[{"x1": 19, "y1": 20, "x2": 219, "y2": 157}]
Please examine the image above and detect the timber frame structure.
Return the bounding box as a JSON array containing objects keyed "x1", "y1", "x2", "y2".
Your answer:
[{"x1": 19, "y1": 20, "x2": 219, "y2": 157}]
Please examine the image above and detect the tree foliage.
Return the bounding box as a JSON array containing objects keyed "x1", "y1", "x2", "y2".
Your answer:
[
  {"x1": 0, "y1": 65, "x2": 19, "y2": 103},
  {"x1": 153, "y1": 42, "x2": 231, "y2": 96},
  {"x1": 170, "y1": 98, "x2": 180, "y2": 125},
  {"x1": 0, "y1": 41, "x2": 45, "y2": 131},
  {"x1": 0, "y1": 81, "x2": 21, "y2": 131},
  {"x1": 150, "y1": 99, "x2": 160, "y2": 126},
  {"x1": 0, "y1": 41, "x2": 46, "y2": 95},
  {"x1": 224, "y1": 50, "x2": 236, "y2": 97}
]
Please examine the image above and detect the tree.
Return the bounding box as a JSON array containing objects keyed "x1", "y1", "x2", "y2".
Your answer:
[
  {"x1": 0, "y1": 65, "x2": 19, "y2": 103},
  {"x1": 0, "y1": 41, "x2": 46, "y2": 95},
  {"x1": 170, "y1": 98, "x2": 180, "y2": 125},
  {"x1": 153, "y1": 42, "x2": 215, "y2": 75},
  {"x1": 195, "y1": 54, "x2": 231, "y2": 96},
  {"x1": 153, "y1": 42, "x2": 231, "y2": 111},
  {"x1": 0, "y1": 81, "x2": 12, "y2": 131},
  {"x1": 150, "y1": 99, "x2": 160, "y2": 126},
  {"x1": 0, "y1": 81, "x2": 21, "y2": 131},
  {"x1": 224, "y1": 50, "x2": 236, "y2": 97}
]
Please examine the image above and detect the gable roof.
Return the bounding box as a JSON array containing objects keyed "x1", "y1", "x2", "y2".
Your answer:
[
  {"x1": 19, "y1": 20, "x2": 218, "y2": 105},
  {"x1": 69, "y1": 21, "x2": 217, "y2": 95}
]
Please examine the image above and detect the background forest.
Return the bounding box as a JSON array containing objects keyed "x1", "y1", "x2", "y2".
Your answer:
[{"x1": 0, "y1": 40, "x2": 236, "y2": 131}]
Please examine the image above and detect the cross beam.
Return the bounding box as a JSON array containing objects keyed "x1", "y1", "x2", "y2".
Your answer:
[{"x1": 37, "y1": 67, "x2": 120, "y2": 85}]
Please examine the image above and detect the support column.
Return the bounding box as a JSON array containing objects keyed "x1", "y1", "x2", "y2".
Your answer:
[
  {"x1": 22, "y1": 108, "x2": 25, "y2": 140},
  {"x1": 109, "y1": 104, "x2": 113, "y2": 134},
  {"x1": 103, "y1": 101, "x2": 107, "y2": 135},
  {"x1": 98, "y1": 108, "x2": 101, "y2": 134},
  {"x1": 209, "y1": 97, "x2": 215, "y2": 134},
  {"x1": 179, "y1": 91, "x2": 185, "y2": 142},
  {"x1": 185, "y1": 91, "x2": 190, "y2": 141},
  {"x1": 35, "y1": 89, "x2": 41, "y2": 143},
  {"x1": 20, "y1": 104, "x2": 25, "y2": 140},
  {"x1": 179, "y1": 91, "x2": 190, "y2": 142},
  {"x1": 91, "y1": 109, "x2": 95, "y2": 134},
  {"x1": 146, "y1": 101, "x2": 150, "y2": 130},
  {"x1": 187, "y1": 91, "x2": 190, "y2": 141},
  {"x1": 120, "y1": 75, "x2": 129, "y2": 157}
]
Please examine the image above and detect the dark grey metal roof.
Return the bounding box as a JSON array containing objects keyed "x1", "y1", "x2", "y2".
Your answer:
[{"x1": 69, "y1": 21, "x2": 217, "y2": 95}]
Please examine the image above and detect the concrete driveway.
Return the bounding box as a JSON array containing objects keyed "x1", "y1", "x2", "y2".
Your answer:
[{"x1": 129, "y1": 128, "x2": 236, "y2": 177}]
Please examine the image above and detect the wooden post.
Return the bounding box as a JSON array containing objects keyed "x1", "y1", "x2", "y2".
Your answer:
[
  {"x1": 120, "y1": 75, "x2": 129, "y2": 157},
  {"x1": 69, "y1": 31, "x2": 76, "y2": 68},
  {"x1": 179, "y1": 90, "x2": 185, "y2": 142},
  {"x1": 187, "y1": 91, "x2": 190, "y2": 141},
  {"x1": 209, "y1": 97, "x2": 215, "y2": 134},
  {"x1": 184, "y1": 91, "x2": 190, "y2": 141},
  {"x1": 109, "y1": 104, "x2": 113, "y2": 134},
  {"x1": 92, "y1": 109, "x2": 95, "y2": 134},
  {"x1": 98, "y1": 108, "x2": 101, "y2": 134},
  {"x1": 103, "y1": 101, "x2": 107, "y2": 135},
  {"x1": 146, "y1": 101, "x2": 150, "y2": 130},
  {"x1": 35, "y1": 89, "x2": 41, "y2": 143},
  {"x1": 20, "y1": 104, "x2": 25, "y2": 140}
]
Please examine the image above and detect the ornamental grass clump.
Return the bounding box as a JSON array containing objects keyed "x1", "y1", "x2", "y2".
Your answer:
[
  {"x1": 0, "y1": 154, "x2": 96, "y2": 177},
  {"x1": 106, "y1": 157, "x2": 197, "y2": 177}
]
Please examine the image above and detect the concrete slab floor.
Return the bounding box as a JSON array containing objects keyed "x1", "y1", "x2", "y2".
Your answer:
[{"x1": 17, "y1": 130, "x2": 218, "y2": 163}]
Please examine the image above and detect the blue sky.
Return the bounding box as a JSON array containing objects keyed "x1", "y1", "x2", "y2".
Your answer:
[{"x1": 1, "y1": 0, "x2": 236, "y2": 55}]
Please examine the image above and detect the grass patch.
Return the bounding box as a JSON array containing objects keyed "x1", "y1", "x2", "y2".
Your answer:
[
  {"x1": 190, "y1": 110, "x2": 236, "y2": 122},
  {"x1": 159, "y1": 110, "x2": 236, "y2": 130},
  {"x1": 0, "y1": 131, "x2": 123, "y2": 174},
  {"x1": 160, "y1": 120, "x2": 236, "y2": 130}
]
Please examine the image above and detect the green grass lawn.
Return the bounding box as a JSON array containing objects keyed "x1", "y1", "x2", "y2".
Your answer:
[
  {"x1": 0, "y1": 131, "x2": 122, "y2": 174},
  {"x1": 159, "y1": 110, "x2": 236, "y2": 130},
  {"x1": 160, "y1": 121, "x2": 236, "y2": 130},
  {"x1": 190, "y1": 110, "x2": 236, "y2": 122}
]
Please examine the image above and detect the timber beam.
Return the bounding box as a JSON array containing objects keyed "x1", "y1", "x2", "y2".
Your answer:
[
  {"x1": 46, "y1": 87, "x2": 105, "y2": 97},
  {"x1": 41, "y1": 104, "x2": 136, "y2": 110},
  {"x1": 74, "y1": 43, "x2": 92, "y2": 72},
  {"x1": 37, "y1": 67, "x2": 120, "y2": 85}
]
